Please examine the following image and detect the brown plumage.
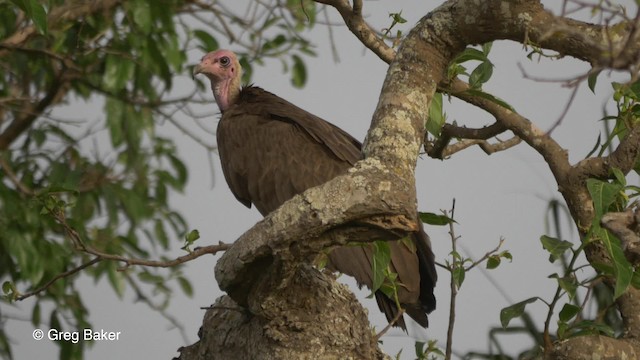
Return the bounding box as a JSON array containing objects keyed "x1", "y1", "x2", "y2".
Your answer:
[{"x1": 194, "y1": 49, "x2": 436, "y2": 329}]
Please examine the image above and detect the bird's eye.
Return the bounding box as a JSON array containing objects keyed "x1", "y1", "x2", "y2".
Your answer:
[{"x1": 220, "y1": 56, "x2": 230, "y2": 66}]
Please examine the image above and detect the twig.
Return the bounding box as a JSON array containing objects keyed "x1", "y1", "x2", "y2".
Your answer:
[
  {"x1": 49, "y1": 208, "x2": 231, "y2": 270},
  {"x1": 424, "y1": 122, "x2": 520, "y2": 158},
  {"x1": 0, "y1": 156, "x2": 35, "y2": 196},
  {"x1": 445, "y1": 200, "x2": 457, "y2": 360},
  {"x1": 374, "y1": 308, "x2": 405, "y2": 340},
  {"x1": 15, "y1": 257, "x2": 103, "y2": 301},
  {"x1": 464, "y1": 238, "x2": 505, "y2": 272},
  {"x1": 314, "y1": 0, "x2": 395, "y2": 63}
]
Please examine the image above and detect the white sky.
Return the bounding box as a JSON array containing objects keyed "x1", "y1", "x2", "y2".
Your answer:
[{"x1": 5, "y1": 1, "x2": 639, "y2": 359}]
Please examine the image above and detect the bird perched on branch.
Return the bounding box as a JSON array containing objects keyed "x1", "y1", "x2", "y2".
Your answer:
[{"x1": 193, "y1": 49, "x2": 436, "y2": 329}]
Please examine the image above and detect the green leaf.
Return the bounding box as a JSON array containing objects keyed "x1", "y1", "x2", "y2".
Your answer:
[
  {"x1": 500, "y1": 251, "x2": 513, "y2": 262},
  {"x1": 193, "y1": 30, "x2": 219, "y2": 52},
  {"x1": 549, "y1": 273, "x2": 578, "y2": 299},
  {"x1": 603, "y1": 228, "x2": 633, "y2": 298},
  {"x1": 102, "y1": 55, "x2": 121, "y2": 91},
  {"x1": 291, "y1": 54, "x2": 307, "y2": 88},
  {"x1": 564, "y1": 320, "x2": 615, "y2": 338},
  {"x1": 371, "y1": 240, "x2": 391, "y2": 293},
  {"x1": 540, "y1": 235, "x2": 573, "y2": 262},
  {"x1": 182, "y1": 229, "x2": 200, "y2": 251},
  {"x1": 415, "y1": 341, "x2": 425, "y2": 358},
  {"x1": 559, "y1": 303, "x2": 580, "y2": 322},
  {"x1": 239, "y1": 56, "x2": 253, "y2": 84},
  {"x1": 486, "y1": 255, "x2": 500, "y2": 269},
  {"x1": 419, "y1": 211, "x2": 455, "y2": 226},
  {"x1": 49, "y1": 309, "x2": 61, "y2": 333},
  {"x1": 469, "y1": 61, "x2": 494, "y2": 89},
  {"x1": 389, "y1": 11, "x2": 407, "y2": 24},
  {"x1": 138, "y1": 271, "x2": 164, "y2": 284},
  {"x1": 105, "y1": 98, "x2": 124, "y2": 147},
  {"x1": 262, "y1": 34, "x2": 287, "y2": 53},
  {"x1": 588, "y1": 70, "x2": 601, "y2": 93},
  {"x1": 464, "y1": 89, "x2": 515, "y2": 112},
  {"x1": 426, "y1": 92, "x2": 445, "y2": 136},
  {"x1": 500, "y1": 297, "x2": 538, "y2": 328},
  {"x1": 185, "y1": 229, "x2": 200, "y2": 243},
  {"x1": 586, "y1": 178, "x2": 623, "y2": 218},
  {"x1": 167, "y1": 154, "x2": 188, "y2": 189},
  {"x1": 154, "y1": 219, "x2": 169, "y2": 249},
  {"x1": 10, "y1": 0, "x2": 48, "y2": 35},
  {"x1": 586, "y1": 179, "x2": 633, "y2": 300},
  {"x1": 1, "y1": 281, "x2": 13, "y2": 295},
  {"x1": 130, "y1": 0, "x2": 152, "y2": 33},
  {"x1": 452, "y1": 265, "x2": 465, "y2": 288},
  {"x1": 453, "y1": 48, "x2": 486, "y2": 64},
  {"x1": 611, "y1": 168, "x2": 626, "y2": 187},
  {"x1": 286, "y1": 0, "x2": 316, "y2": 29},
  {"x1": 107, "y1": 263, "x2": 125, "y2": 299},
  {"x1": 177, "y1": 276, "x2": 194, "y2": 297},
  {"x1": 482, "y1": 42, "x2": 493, "y2": 55},
  {"x1": 31, "y1": 301, "x2": 41, "y2": 326}
]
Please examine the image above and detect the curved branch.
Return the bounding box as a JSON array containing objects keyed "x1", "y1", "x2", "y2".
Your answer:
[
  {"x1": 430, "y1": 136, "x2": 522, "y2": 158},
  {"x1": 15, "y1": 257, "x2": 102, "y2": 301},
  {"x1": 49, "y1": 207, "x2": 231, "y2": 270},
  {"x1": 0, "y1": 77, "x2": 68, "y2": 150},
  {"x1": 446, "y1": 78, "x2": 573, "y2": 181},
  {"x1": 314, "y1": 0, "x2": 395, "y2": 63},
  {"x1": 573, "y1": 124, "x2": 640, "y2": 180},
  {"x1": 215, "y1": 158, "x2": 417, "y2": 304},
  {"x1": 425, "y1": 121, "x2": 511, "y2": 158}
]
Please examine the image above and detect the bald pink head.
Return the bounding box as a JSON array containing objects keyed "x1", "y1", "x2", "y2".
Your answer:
[{"x1": 193, "y1": 49, "x2": 242, "y2": 111}]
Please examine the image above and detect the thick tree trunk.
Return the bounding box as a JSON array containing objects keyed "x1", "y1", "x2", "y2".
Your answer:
[{"x1": 176, "y1": 264, "x2": 387, "y2": 360}]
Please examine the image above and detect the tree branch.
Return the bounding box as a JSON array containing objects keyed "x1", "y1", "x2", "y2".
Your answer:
[
  {"x1": 48, "y1": 208, "x2": 230, "y2": 270},
  {"x1": 314, "y1": 0, "x2": 395, "y2": 63},
  {"x1": 215, "y1": 158, "x2": 418, "y2": 305},
  {"x1": 0, "y1": 0, "x2": 122, "y2": 55},
  {"x1": 551, "y1": 335, "x2": 639, "y2": 359},
  {"x1": 0, "y1": 77, "x2": 68, "y2": 150},
  {"x1": 425, "y1": 122, "x2": 513, "y2": 159},
  {"x1": 15, "y1": 257, "x2": 102, "y2": 301},
  {"x1": 573, "y1": 124, "x2": 640, "y2": 181}
]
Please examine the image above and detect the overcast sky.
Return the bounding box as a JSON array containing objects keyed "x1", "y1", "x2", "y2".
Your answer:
[{"x1": 6, "y1": 1, "x2": 639, "y2": 359}]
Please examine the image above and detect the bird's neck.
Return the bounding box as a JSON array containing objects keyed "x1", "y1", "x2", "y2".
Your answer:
[{"x1": 213, "y1": 77, "x2": 240, "y2": 112}]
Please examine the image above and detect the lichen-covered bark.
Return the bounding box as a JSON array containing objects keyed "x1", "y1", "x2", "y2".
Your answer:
[{"x1": 176, "y1": 265, "x2": 387, "y2": 360}]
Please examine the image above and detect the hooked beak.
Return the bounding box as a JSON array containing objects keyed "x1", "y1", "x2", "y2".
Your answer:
[{"x1": 192, "y1": 64, "x2": 204, "y2": 79}]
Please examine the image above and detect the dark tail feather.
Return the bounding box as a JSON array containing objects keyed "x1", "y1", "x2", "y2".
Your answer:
[
  {"x1": 414, "y1": 222, "x2": 437, "y2": 315},
  {"x1": 376, "y1": 226, "x2": 436, "y2": 330}
]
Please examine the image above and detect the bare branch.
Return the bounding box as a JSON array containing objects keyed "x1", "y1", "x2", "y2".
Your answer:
[
  {"x1": 425, "y1": 121, "x2": 511, "y2": 159},
  {"x1": 374, "y1": 308, "x2": 404, "y2": 340},
  {"x1": 15, "y1": 257, "x2": 103, "y2": 301},
  {"x1": 0, "y1": 156, "x2": 35, "y2": 196},
  {"x1": 573, "y1": 124, "x2": 640, "y2": 180},
  {"x1": 446, "y1": 78, "x2": 572, "y2": 182},
  {"x1": 48, "y1": 208, "x2": 231, "y2": 270},
  {"x1": 0, "y1": 77, "x2": 69, "y2": 150},
  {"x1": 314, "y1": 0, "x2": 395, "y2": 63}
]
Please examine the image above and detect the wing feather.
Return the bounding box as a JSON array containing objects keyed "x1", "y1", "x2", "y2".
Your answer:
[{"x1": 216, "y1": 85, "x2": 436, "y2": 329}]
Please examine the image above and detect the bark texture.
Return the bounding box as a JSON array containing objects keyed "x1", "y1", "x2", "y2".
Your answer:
[{"x1": 176, "y1": 265, "x2": 387, "y2": 360}]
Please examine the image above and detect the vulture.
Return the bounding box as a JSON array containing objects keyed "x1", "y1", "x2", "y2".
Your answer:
[{"x1": 193, "y1": 49, "x2": 437, "y2": 329}]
